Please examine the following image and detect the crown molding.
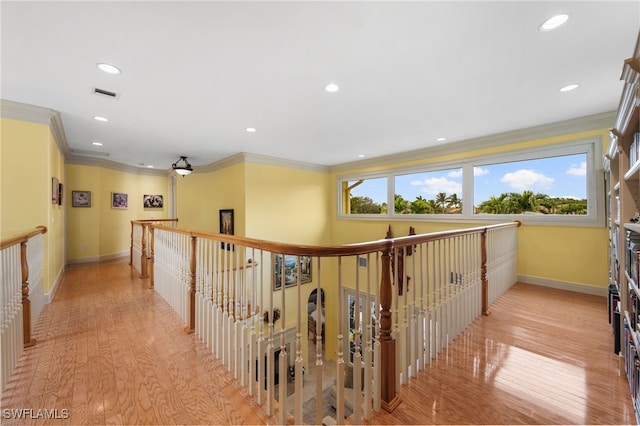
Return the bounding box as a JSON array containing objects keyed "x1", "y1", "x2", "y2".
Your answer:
[
  {"x1": 1, "y1": 98, "x2": 54, "y2": 124},
  {"x1": 1, "y1": 99, "x2": 70, "y2": 157},
  {"x1": 329, "y1": 111, "x2": 616, "y2": 174},
  {"x1": 50, "y1": 112, "x2": 70, "y2": 157},
  {"x1": 197, "y1": 152, "x2": 329, "y2": 174},
  {"x1": 67, "y1": 155, "x2": 170, "y2": 177}
]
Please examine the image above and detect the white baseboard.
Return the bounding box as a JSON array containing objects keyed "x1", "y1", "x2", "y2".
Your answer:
[
  {"x1": 45, "y1": 265, "x2": 65, "y2": 303},
  {"x1": 66, "y1": 251, "x2": 129, "y2": 265},
  {"x1": 517, "y1": 274, "x2": 607, "y2": 297}
]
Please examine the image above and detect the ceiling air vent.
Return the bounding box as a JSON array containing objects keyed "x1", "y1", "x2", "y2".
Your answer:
[
  {"x1": 92, "y1": 87, "x2": 119, "y2": 99},
  {"x1": 70, "y1": 148, "x2": 110, "y2": 158}
]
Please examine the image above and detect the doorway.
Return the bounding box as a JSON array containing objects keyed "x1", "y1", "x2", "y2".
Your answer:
[{"x1": 307, "y1": 288, "x2": 325, "y2": 342}]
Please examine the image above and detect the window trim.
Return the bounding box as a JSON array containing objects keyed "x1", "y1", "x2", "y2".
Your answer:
[{"x1": 337, "y1": 136, "x2": 604, "y2": 227}]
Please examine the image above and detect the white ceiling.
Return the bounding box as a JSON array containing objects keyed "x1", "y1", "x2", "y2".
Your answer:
[{"x1": 2, "y1": 1, "x2": 639, "y2": 170}]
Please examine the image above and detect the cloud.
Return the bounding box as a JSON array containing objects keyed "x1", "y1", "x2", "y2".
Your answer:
[
  {"x1": 566, "y1": 161, "x2": 586, "y2": 176},
  {"x1": 474, "y1": 167, "x2": 490, "y2": 176},
  {"x1": 500, "y1": 169, "x2": 553, "y2": 190},
  {"x1": 411, "y1": 177, "x2": 462, "y2": 195},
  {"x1": 447, "y1": 170, "x2": 462, "y2": 178}
]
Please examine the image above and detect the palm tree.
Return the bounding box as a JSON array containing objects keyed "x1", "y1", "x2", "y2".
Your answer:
[
  {"x1": 447, "y1": 193, "x2": 462, "y2": 212},
  {"x1": 477, "y1": 194, "x2": 509, "y2": 214},
  {"x1": 394, "y1": 194, "x2": 411, "y2": 214},
  {"x1": 411, "y1": 196, "x2": 433, "y2": 214},
  {"x1": 510, "y1": 190, "x2": 539, "y2": 213},
  {"x1": 434, "y1": 192, "x2": 450, "y2": 213}
]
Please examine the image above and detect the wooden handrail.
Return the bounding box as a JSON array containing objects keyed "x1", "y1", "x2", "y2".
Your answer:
[
  {"x1": 0, "y1": 226, "x2": 47, "y2": 350},
  {"x1": 0, "y1": 225, "x2": 48, "y2": 250},
  {"x1": 150, "y1": 221, "x2": 520, "y2": 257},
  {"x1": 148, "y1": 220, "x2": 520, "y2": 413},
  {"x1": 131, "y1": 218, "x2": 180, "y2": 223}
]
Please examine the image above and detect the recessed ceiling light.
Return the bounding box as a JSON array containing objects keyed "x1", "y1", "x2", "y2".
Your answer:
[
  {"x1": 97, "y1": 63, "x2": 121, "y2": 74},
  {"x1": 539, "y1": 14, "x2": 570, "y2": 31},
  {"x1": 436, "y1": 137, "x2": 447, "y2": 142},
  {"x1": 92, "y1": 141, "x2": 103, "y2": 146},
  {"x1": 324, "y1": 83, "x2": 340, "y2": 93},
  {"x1": 358, "y1": 154, "x2": 365, "y2": 158},
  {"x1": 146, "y1": 165, "x2": 154, "y2": 168},
  {"x1": 93, "y1": 116, "x2": 109, "y2": 122},
  {"x1": 246, "y1": 127, "x2": 256, "y2": 133},
  {"x1": 560, "y1": 83, "x2": 579, "y2": 92}
]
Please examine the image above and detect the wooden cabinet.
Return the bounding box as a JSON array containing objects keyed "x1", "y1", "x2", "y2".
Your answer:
[{"x1": 605, "y1": 32, "x2": 640, "y2": 423}]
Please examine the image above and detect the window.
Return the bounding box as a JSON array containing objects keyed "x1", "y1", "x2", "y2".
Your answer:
[
  {"x1": 394, "y1": 169, "x2": 462, "y2": 214},
  {"x1": 338, "y1": 137, "x2": 603, "y2": 226},
  {"x1": 343, "y1": 177, "x2": 387, "y2": 214},
  {"x1": 474, "y1": 153, "x2": 588, "y2": 215}
]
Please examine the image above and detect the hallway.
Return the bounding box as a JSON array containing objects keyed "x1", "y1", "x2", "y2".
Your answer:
[{"x1": 1, "y1": 258, "x2": 635, "y2": 424}]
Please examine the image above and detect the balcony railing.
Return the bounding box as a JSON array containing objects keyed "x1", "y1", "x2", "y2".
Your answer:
[
  {"x1": 147, "y1": 221, "x2": 519, "y2": 424},
  {"x1": 130, "y1": 219, "x2": 178, "y2": 278},
  {"x1": 0, "y1": 226, "x2": 47, "y2": 397}
]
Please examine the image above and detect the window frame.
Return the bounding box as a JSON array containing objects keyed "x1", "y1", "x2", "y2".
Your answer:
[{"x1": 337, "y1": 137, "x2": 604, "y2": 227}]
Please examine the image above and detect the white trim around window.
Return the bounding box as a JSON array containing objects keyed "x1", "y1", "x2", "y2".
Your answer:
[{"x1": 337, "y1": 136, "x2": 604, "y2": 227}]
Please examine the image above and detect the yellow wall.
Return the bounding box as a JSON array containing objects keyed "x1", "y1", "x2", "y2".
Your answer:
[
  {"x1": 48, "y1": 127, "x2": 65, "y2": 290},
  {"x1": 0, "y1": 118, "x2": 64, "y2": 294},
  {"x1": 176, "y1": 163, "x2": 246, "y2": 234},
  {"x1": 244, "y1": 162, "x2": 331, "y2": 245},
  {"x1": 1, "y1": 118, "x2": 49, "y2": 237},
  {"x1": 65, "y1": 164, "x2": 169, "y2": 262}
]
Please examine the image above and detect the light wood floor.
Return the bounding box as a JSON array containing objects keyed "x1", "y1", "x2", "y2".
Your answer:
[{"x1": 1, "y1": 258, "x2": 635, "y2": 425}]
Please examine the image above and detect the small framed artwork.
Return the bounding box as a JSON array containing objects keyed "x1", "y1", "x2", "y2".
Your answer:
[
  {"x1": 111, "y1": 192, "x2": 128, "y2": 209},
  {"x1": 72, "y1": 191, "x2": 91, "y2": 207},
  {"x1": 143, "y1": 194, "x2": 163, "y2": 208},
  {"x1": 219, "y1": 209, "x2": 234, "y2": 250},
  {"x1": 51, "y1": 177, "x2": 59, "y2": 204},
  {"x1": 58, "y1": 183, "x2": 63, "y2": 206},
  {"x1": 274, "y1": 254, "x2": 312, "y2": 290}
]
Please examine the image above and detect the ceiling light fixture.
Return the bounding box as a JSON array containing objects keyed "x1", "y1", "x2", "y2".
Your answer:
[
  {"x1": 324, "y1": 83, "x2": 340, "y2": 93},
  {"x1": 246, "y1": 127, "x2": 256, "y2": 133},
  {"x1": 93, "y1": 116, "x2": 109, "y2": 122},
  {"x1": 92, "y1": 141, "x2": 103, "y2": 146},
  {"x1": 97, "y1": 63, "x2": 121, "y2": 74},
  {"x1": 539, "y1": 14, "x2": 570, "y2": 31},
  {"x1": 560, "y1": 83, "x2": 579, "y2": 92},
  {"x1": 436, "y1": 137, "x2": 447, "y2": 142},
  {"x1": 172, "y1": 156, "x2": 193, "y2": 176}
]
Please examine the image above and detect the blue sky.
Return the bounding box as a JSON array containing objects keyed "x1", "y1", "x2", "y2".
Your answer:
[{"x1": 350, "y1": 153, "x2": 587, "y2": 206}]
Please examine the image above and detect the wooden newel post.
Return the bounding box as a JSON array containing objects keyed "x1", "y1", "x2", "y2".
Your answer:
[
  {"x1": 129, "y1": 221, "x2": 134, "y2": 266},
  {"x1": 186, "y1": 235, "x2": 197, "y2": 334},
  {"x1": 380, "y1": 246, "x2": 401, "y2": 412},
  {"x1": 20, "y1": 241, "x2": 36, "y2": 348},
  {"x1": 140, "y1": 223, "x2": 149, "y2": 278},
  {"x1": 149, "y1": 226, "x2": 155, "y2": 289},
  {"x1": 481, "y1": 229, "x2": 489, "y2": 316}
]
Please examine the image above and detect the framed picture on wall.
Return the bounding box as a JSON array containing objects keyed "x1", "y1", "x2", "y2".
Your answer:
[
  {"x1": 58, "y1": 183, "x2": 64, "y2": 206},
  {"x1": 274, "y1": 254, "x2": 312, "y2": 290},
  {"x1": 219, "y1": 209, "x2": 234, "y2": 250},
  {"x1": 111, "y1": 192, "x2": 128, "y2": 209},
  {"x1": 51, "y1": 177, "x2": 59, "y2": 204},
  {"x1": 72, "y1": 191, "x2": 91, "y2": 207},
  {"x1": 143, "y1": 194, "x2": 163, "y2": 208}
]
